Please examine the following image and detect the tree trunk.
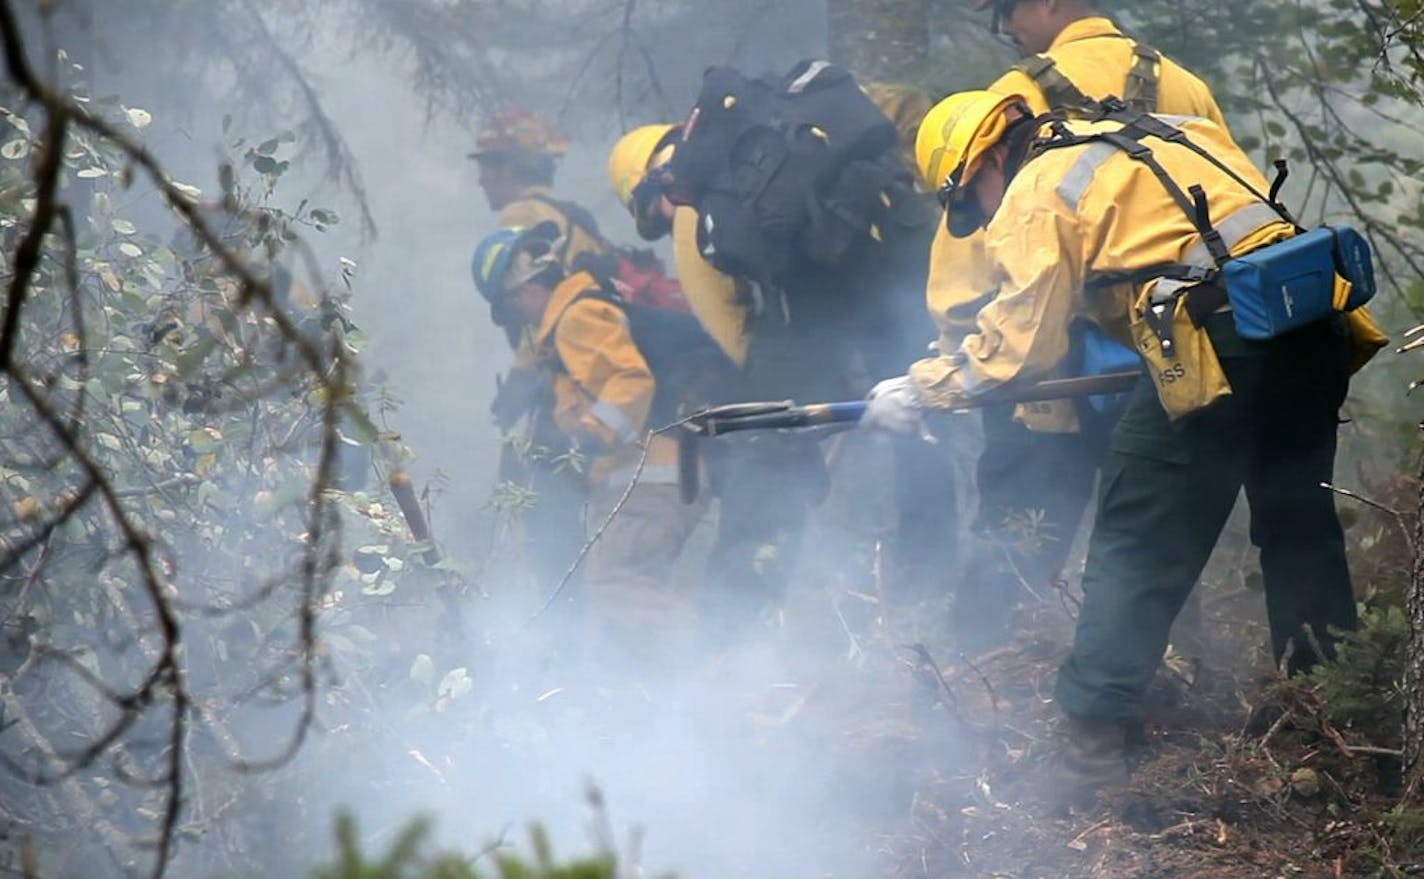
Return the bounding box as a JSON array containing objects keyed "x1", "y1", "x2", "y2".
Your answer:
[
  {"x1": 826, "y1": 0, "x2": 930, "y2": 84},
  {"x1": 1404, "y1": 458, "x2": 1424, "y2": 800}
]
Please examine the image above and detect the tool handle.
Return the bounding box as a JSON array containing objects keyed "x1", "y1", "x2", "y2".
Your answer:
[
  {"x1": 687, "y1": 370, "x2": 1142, "y2": 435},
  {"x1": 701, "y1": 400, "x2": 867, "y2": 435}
]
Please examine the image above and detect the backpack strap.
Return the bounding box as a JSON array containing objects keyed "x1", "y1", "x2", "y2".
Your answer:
[
  {"x1": 1014, "y1": 54, "x2": 1096, "y2": 115},
  {"x1": 522, "y1": 192, "x2": 608, "y2": 266},
  {"x1": 1123, "y1": 43, "x2": 1161, "y2": 114},
  {"x1": 1093, "y1": 104, "x2": 1297, "y2": 226},
  {"x1": 1035, "y1": 109, "x2": 1294, "y2": 357}
]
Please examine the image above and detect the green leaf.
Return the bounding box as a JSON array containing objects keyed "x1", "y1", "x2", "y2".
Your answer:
[
  {"x1": 0, "y1": 138, "x2": 28, "y2": 160},
  {"x1": 251, "y1": 154, "x2": 279, "y2": 175}
]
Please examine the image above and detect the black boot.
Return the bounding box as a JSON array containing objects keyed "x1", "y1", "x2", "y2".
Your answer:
[{"x1": 1047, "y1": 714, "x2": 1129, "y2": 813}]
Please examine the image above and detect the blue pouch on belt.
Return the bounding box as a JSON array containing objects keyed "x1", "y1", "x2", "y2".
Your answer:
[
  {"x1": 1078, "y1": 325, "x2": 1141, "y2": 414},
  {"x1": 1221, "y1": 225, "x2": 1375, "y2": 340}
]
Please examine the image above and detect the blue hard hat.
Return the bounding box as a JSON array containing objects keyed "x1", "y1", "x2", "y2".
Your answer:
[{"x1": 471, "y1": 226, "x2": 526, "y2": 303}]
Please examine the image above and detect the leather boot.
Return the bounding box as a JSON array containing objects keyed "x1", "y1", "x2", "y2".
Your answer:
[{"x1": 1047, "y1": 714, "x2": 1129, "y2": 813}]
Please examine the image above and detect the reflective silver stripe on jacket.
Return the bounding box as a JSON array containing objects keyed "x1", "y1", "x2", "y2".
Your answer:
[
  {"x1": 604, "y1": 464, "x2": 679, "y2": 486},
  {"x1": 1054, "y1": 114, "x2": 1204, "y2": 212},
  {"x1": 590, "y1": 400, "x2": 638, "y2": 444},
  {"x1": 1153, "y1": 201, "x2": 1286, "y2": 300}
]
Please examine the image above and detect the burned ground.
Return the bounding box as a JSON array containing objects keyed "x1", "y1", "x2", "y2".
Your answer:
[{"x1": 734, "y1": 474, "x2": 1419, "y2": 879}]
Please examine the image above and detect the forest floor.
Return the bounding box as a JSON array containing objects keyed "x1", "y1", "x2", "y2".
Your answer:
[
  {"x1": 748, "y1": 484, "x2": 1416, "y2": 879},
  {"x1": 859, "y1": 591, "x2": 1406, "y2": 879}
]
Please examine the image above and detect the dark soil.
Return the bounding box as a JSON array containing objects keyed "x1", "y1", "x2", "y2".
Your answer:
[{"x1": 759, "y1": 509, "x2": 1414, "y2": 879}]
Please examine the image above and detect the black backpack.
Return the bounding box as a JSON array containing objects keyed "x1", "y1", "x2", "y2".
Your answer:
[
  {"x1": 662, "y1": 60, "x2": 926, "y2": 287},
  {"x1": 558, "y1": 278, "x2": 742, "y2": 430}
]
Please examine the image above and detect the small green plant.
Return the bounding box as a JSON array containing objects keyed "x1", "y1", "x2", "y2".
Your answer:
[
  {"x1": 312, "y1": 813, "x2": 620, "y2": 879},
  {"x1": 1306, "y1": 604, "x2": 1407, "y2": 739}
]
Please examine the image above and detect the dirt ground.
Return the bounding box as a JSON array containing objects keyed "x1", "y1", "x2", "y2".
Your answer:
[{"x1": 748, "y1": 494, "x2": 1415, "y2": 879}]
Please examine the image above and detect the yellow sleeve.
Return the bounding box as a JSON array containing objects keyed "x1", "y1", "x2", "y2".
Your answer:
[
  {"x1": 911, "y1": 192, "x2": 1084, "y2": 408},
  {"x1": 1158, "y1": 59, "x2": 1230, "y2": 130},
  {"x1": 987, "y1": 70, "x2": 1051, "y2": 116},
  {"x1": 673, "y1": 207, "x2": 748, "y2": 366},
  {"x1": 551, "y1": 299, "x2": 655, "y2": 447},
  {"x1": 1197, "y1": 86, "x2": 1229, "y2": 131},
  {"x1": 926, "y1": 223, "x2": 997, "y2": 354}
]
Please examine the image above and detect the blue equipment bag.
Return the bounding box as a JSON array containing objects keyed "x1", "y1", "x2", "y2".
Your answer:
[
  {"x1": 1330, "y1": 224, "x2": 1376, "y2": 309},
  {"x1": 1078, "y1": 325, "x2": 1141, "y2": 413},
  {"x1": 1220, "y1": 225, "x2": 1376, "y2": 341}
]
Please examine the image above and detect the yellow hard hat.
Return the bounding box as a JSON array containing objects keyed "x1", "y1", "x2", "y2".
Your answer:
[
  {"x1": 607, "y1": 123, "x2": 678, "y2": 208},
  {"x1": 914, "y1": 90, "x2": 1024, "y2": 193}
]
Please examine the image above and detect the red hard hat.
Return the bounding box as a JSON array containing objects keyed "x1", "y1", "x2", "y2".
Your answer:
[{"x1": 468, "y1": 107, "x2": 569, "y2": 159}]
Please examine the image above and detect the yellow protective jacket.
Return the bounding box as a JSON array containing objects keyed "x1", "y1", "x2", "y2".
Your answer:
[
  {"x1": 926, "y1": 16, "x2": 1232, "y2": 431},
  {"x1": 672, "y1": 206, "x2": 750, "y2": 366},
  {"x1": 532, "y1": 271, "x2": 679, "y2": 487},
  {"x1": 499, "y1": 185, "x2": 607, "y2": 367},
  {"x1": 498, "y1": 185, "x2": 606, "y2": 273},
  {"x1": 910, "y1": 114, "x2": 1312, "y2": 420}
]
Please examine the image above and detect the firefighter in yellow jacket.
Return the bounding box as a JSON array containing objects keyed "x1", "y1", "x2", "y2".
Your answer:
[
  {"x1": 472, "y1": 222, "x2": 706, "y2": 666},
  {"x1": 864, "y1": 90, "x2": 1382, "y2": 802},
  {"x1": 932, "y1": 0, "x2": 1234, "y2": 653},
  {"x1": 608, "y1": 107, "x2": 955, "y2": 630},
  {"x1": 469, "y1": 106, "x2": 604, "y2": 279},
  {"x1": 606, "y1": 123, "x2": 750, "y2": 366},
  {"x1": 471, "y1": 107, "x2": 605, "y2": 597}
]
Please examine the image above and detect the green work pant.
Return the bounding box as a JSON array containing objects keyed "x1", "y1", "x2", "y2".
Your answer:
[{"x1": 1055, "y1": 313, "x2": 1356, "y2": 723}]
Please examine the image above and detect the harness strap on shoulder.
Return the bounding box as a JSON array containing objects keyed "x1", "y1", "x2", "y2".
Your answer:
[
  {"x1": 1104, "y1": 106, "x2": 1297, "y2": 226},
  {"x1": 1188, "y1": 183, "x2": 1231, "y2": 266},
  {"x1": 1014, "y1": 54, "x2": 1095, "y2": 114},
  {"x1": 1098, "y1": 130, "x2": 1218, "y2": 254},
  {"x1": 1123, "y1": 44, "x2": 1161, "y2": 114},
  {"x1": 523, "y1": 192, "x2": 608, "y2": 265}
]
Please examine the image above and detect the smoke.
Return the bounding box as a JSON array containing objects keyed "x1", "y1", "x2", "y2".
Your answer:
[{"x1": 0, "y1": 2, "x2": 977, "y2": 878}]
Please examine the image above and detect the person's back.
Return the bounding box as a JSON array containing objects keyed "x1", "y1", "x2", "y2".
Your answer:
[{"x1": 989, "y1": 14, "x2": 1225, "y2": 122}]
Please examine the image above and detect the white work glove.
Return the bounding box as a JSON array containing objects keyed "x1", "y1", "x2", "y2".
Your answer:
[{"x1": 861, "y1": 375, "x2": 928, "y2": 436}]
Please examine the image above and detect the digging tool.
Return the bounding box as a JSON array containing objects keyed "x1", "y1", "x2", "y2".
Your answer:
[
  {"x1": 389, "y1": 469, "x2": 440, "y2": 565},
  {"x1": 673, "y1": 369, "x2": 1143, "y2": 503}
]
